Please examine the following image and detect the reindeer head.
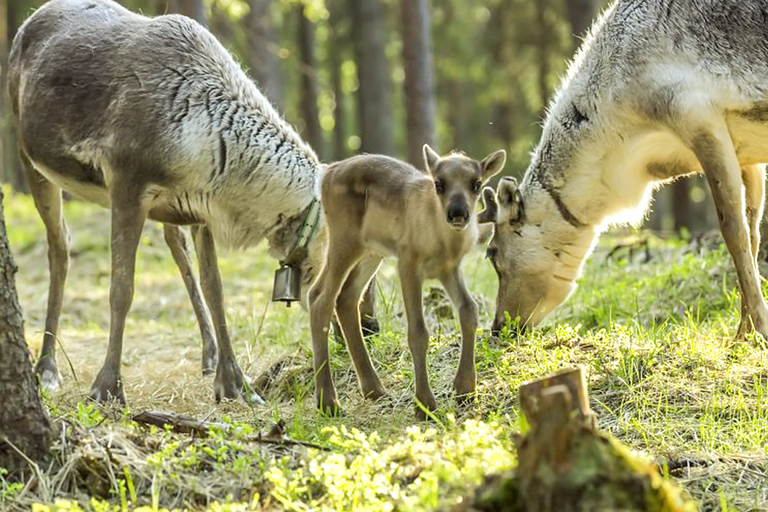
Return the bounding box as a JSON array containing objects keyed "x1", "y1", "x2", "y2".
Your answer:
[
  {"x1": 423, "y1": 144, "x2": 506, "y2": 230},
  {"x1": 480, "y1": 178, "x2": 581, "y2": 335}
]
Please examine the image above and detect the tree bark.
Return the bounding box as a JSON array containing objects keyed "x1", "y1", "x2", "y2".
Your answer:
[
  {"x1": 328, "y1": 0, "x2": 348, "y2": 161},
  {"x1": 401, "y1": 0, "x2": 436, "y2": 167},
  {"x1": 245, "y1": 0, "x2": 284, "y2": 111},
  {"x1": 0, "y1": 188, "x2": 52, "y2": 475},
  {"x1": 2, "y1": 0, "x2": 26, "y2": 192},
  {"x1": 564, "y1": 0, "x2": 596, "y2": 50},
  {"x1": 535, "y1": 0, "x2": 550, "y2": 114},
  {"x1": 170, "y1": 0, "x2": 206, "y2": 25},
  {"x1": 671, "y1": 180, "x2": 691, "y2": 233},
  {"x1": 349, "y1": 0, "x2": 394, "y2": 155},
  {"x1": 297, "y1": 4, "x2": 324, "y2": 159}
]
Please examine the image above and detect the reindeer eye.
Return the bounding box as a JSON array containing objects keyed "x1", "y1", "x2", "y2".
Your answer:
[
  {"x1": 435, "y1": 180, "x2": 445, "y2": 194},
  {"x1": 472, "y1": 181, "x2": 482, "y2": 193}
]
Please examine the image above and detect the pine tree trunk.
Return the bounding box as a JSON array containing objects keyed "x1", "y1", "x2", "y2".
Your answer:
[
  {"x1": 564, "y1": 0, "x2": 596, "y2": 50},
  {"x1": 535, "y1": 0, "x2": 550, "y2": 114},
  {"x1": 3, "y1": 0, "x2": 26, "y2": 192},
  {"x1": 171, "y1": 0, "x2": 206, "y2": 25},
  {"x1": 401, "y1": 0, "x2": 436, "y2": 167},
  {"x1": 245, "y1": 0, "x2": 284, "y2": 111},
  {"x1": 328, "y1": 0, "x2": 348, "y2": 161},
  {"x1": 0, "y1": 188, "x2": 52, "y2": 475},
  {"x1": 349, "y1": 0, "x2": 394, "y2": 155},
  {"x1": 297, "y1": 5, "x2": 325, "y2": 159}
]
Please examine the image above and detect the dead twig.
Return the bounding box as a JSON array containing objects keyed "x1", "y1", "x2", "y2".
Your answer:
[{"x1": 132, "y1": 410, "x2": 330, "y2": 451}]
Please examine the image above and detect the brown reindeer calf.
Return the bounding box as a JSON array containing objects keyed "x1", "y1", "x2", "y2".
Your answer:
[{"x1": 309, "y1": 145, "x2": 506, "y2": 417}]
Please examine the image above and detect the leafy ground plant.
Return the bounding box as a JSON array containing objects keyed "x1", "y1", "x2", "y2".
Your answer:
[{"x1": 2, "y1": 189, "x2": 767, "y2": 511}]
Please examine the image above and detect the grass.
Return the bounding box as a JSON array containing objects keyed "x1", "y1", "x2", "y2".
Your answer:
[{"x1": 2, "y1": 186, "x2": 767, "y2": 511}]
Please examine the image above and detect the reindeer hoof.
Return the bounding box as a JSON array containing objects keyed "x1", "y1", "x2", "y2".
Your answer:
[
  {"x1": 88, "y1": 370, "x2": 126, "y2": 405},
  {"x1": 362, "y1": 385, "x2": 388, "y2": 401},
  {"x1": 319, "y1": 402, "x2": 345, "y2": 417},
  {"x1": 414, "y1": 394, "x2": 438, "y2": 420},
  {"x1": 35, "y1": 359, "x2": 61, "y2": 393},
  {"x1": 214, "y1": 361, "x2": 264, "y2": 406}
]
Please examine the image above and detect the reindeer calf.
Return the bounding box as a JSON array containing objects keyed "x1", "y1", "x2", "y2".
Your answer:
[{"x1": 309, "y1": 145, "x2": 505, "y2": 417}]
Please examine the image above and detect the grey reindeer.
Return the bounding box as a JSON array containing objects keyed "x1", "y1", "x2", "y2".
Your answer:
[
  {"x1": 8, "y1": 0, "x2": 377, "y2": 404},
  {"x1": 481, "y1": 0, "x2": 768, "y2": 340},
  {"x1": 309, "y1": 146, "x2": 505, "y2": 418}
]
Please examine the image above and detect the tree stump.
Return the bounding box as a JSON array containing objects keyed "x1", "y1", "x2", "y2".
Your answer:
[{"x1": 465, "y1": 367, "x2": 696, "y2": 512}]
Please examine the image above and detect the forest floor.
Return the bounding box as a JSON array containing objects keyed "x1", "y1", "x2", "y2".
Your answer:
[{"x1": 2, "y1": 188, "x2": 767, "y2": 511}]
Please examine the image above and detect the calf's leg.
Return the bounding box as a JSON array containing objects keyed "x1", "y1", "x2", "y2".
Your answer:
[
  {"x1": 309, "y1": 237, "x2": 364, "y2": 415},
  {"x1": 335, "y1": 255, "x2": 385, "y2": 400},
  {"x1": 399, "y1": 258, "x2": 436, "y2": 419},
  {"x1": 439, "y1": 268, "x2": 479, "y2": 400}
]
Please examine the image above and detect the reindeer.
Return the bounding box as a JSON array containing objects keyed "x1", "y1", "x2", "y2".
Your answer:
[
  {"x1": 8, "y1": 0, "x2": 377, "y2": 405},
  {"x1": 481, "y1": 0, "x2": 768, "y2": 340},
  {"x1": 309, "y1": 146, "x2": 505, "y2": 417}
]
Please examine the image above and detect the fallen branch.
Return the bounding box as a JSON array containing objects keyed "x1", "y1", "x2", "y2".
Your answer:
[{"x1": 132, "y1": 410, "x2": 330, "y2": 451}]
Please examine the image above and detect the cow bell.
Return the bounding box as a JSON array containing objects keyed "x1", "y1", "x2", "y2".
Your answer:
[{"x1": 272, "y1": 264, "x2": 302, "y2": 306}]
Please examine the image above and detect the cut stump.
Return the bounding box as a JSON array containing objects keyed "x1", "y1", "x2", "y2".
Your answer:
[{"x1": 463, "y1": 367, "x2": 697, "y2": 512}]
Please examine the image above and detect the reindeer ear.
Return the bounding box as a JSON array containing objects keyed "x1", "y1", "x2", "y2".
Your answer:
[
  {"x1": 477, "y1": 187, "x2": 498, "y2": 224},
  {"x1": 480, "y1": 149, "x2": 507, "y2": 182},
  {"x1": 497, "y1": 177, "x2": 524, "y2": 224},
  {"x1": 423, "y1": 144, "x2": 440, "y2": 174}
]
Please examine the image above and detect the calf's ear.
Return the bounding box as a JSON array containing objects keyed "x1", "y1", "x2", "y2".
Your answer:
[
  {"x1": 497, "y1": 177, "x2": 524, "y2": 225},
  {"x1": 423, "y1": 144, "x2": 440, "y2": 175},
  {"x1": 478, "y1": 187, "x2": 498, "y2": 224},
  {"x1": 480, "y1": 149, "x2": 507, "y2": 182}
]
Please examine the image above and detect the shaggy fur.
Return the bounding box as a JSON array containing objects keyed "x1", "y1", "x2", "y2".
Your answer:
[{"x1": 483, "y1": 0, "x2": 768, "y2": 338}]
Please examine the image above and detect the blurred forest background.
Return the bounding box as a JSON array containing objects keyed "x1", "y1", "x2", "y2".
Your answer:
[{"x1": 0, "y1": 0, "x2": 717, "y2": 233}]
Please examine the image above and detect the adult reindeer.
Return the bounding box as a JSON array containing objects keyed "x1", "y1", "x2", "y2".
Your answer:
[
  {"x1": 8, "y1": 0, "x2": 378, "y2": 404},
  {"x1": 482, "y1": 0, "x2": 768, "y2": 339}
]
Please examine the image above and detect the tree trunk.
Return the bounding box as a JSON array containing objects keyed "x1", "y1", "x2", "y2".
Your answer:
[
  {"x1": 671, "y1": 180, "x2": 691, "y2": 233},
  {"x1": 245, "y1": 0, "x2": 284, "y2": 111},
  {"x1": 488, "y1": 0, "x2": 516, "y2": 148},
  {"x1": 170, "y1": 0, "x2": 206, "y2": 25},
  {"x1": 401, "y1": 0, "x2": 436, "y2": 167},
  {"x1": 564, "y1": 0, "x2": 596, "y2": 50},
  {"x1": 2, "y1": 0, "x2": 26, "y2": 192},
  {"x1": 349, "y1": 0, "x2": 394, "y2": 155},
  {"x1": 535, "y1": 0, "x2": 550, "y2": 114},
  {"x1": 297, "y1": 4, "x2": 325, "y2": 159},
  {"x1": 328, "y1": 0, "x2": 348, "y2": 161},
  {"x1": 0, "y1": 188, "x2": 52, "y2": 475}
]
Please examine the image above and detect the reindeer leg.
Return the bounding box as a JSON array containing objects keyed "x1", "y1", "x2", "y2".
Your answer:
[
  {"x1": 737, "y1": 164, "x2": 766, "y2": 337},
  {"x1": 191, "y1": 225, "x2": 263, "y2": 405},
  {"x1": 399, "y1": 258, "x2": 436, "y2": 419},
  {"x1": 89, "y1": 188, "x2": 147, "y2": 404},
  {"x1": 24, "y1": 154, "x2": 68, "y2": 392},
  {"x1": 163, "y1": 224, "x2": 217, "y2": 375},
  {"x1": 692, "y1": 131, "x2": 768, "y2": 339},
  {"x1": 332, "y1": 275, "x2": 379, "y2": 345},
  {"x1": 360, "y1": 277, "x2": 380, "y2": 336},
  {"x1": 309, "y1": 237, "x2": 364, "y2": 415},
  {"x1": 439, "y1": 268, "x2": 479, "y2": 402},
  {"x1": 335, "y1": 255, "x2": 386, "y2": 400}
]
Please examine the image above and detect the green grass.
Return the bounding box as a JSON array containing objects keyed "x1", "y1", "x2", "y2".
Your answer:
[{"x1": 2, "y1": 187, "x2": 767, "y2": 511}]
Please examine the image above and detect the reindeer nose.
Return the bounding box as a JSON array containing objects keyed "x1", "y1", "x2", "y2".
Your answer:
[
  {"x1": 491, "y1": 318, "x2": 525, "y2": 338},
  {"x1": 447, "y1": 203, "x2": 470, "y2": 226}
]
